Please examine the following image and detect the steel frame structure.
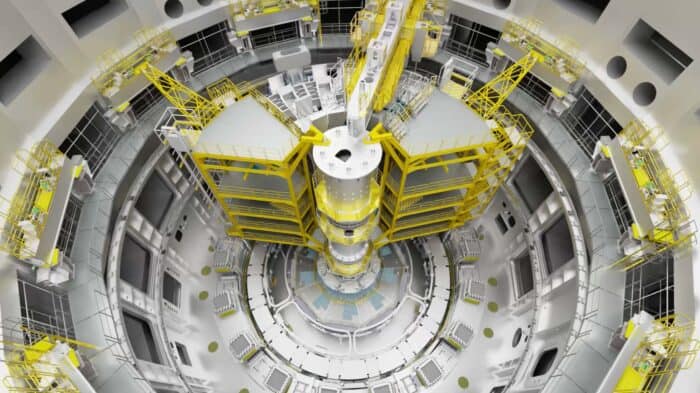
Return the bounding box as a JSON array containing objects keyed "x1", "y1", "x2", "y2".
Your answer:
[
  {"x1": 610, "y1": 120, "x2": 695, "y2": 271},
  {"x1": 501, "y1": 18, "x2": 586, "y2": 82},
  {"x1": 0, "y1": 141, "x2": 65, "y2": 261},
  {"x1": 92, "y1": 29, "x2": 177, "y2": 97},
  {"x1": 135, "y1": 62, "x2": 222, "y2": 130},
  {"x1": 369, "y1": 53, "x2": 537, "y2": 244},
  {"x1": 192, "y1": 138, "x2": 319, "y2": 247},
  {"x1": 615, "y1": 315, "x2": 700, "y2": 393},
  {"x1": 0, "y1": 319, "x2": 97, "y2": 393},
  {"x1": 59, "y1": 103, "x2": 122, "y2": 176}
]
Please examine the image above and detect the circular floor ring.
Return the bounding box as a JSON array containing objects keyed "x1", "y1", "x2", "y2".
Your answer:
[{"x1": 257, "y1": 242, "x2": 450, "y2": 380}]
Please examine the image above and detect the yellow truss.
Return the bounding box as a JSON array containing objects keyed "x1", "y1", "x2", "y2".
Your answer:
[
  {"x1": 610, "y1": 120, "x2": 695, "y2": 271},
  {"x1": 135, "y1": 62, "x2": 222, "y2": 130},
  {"x1": 194, "y1": 141, "x2": 319, "y2": 249},
  {"x1": 92, "y1": 29, "x2": 176, "y2": 97},
  {"x1": 465, "y1": 51, "x2": 543, "y2": 119}
]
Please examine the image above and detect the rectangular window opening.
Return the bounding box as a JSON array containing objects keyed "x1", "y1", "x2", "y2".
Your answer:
[
  {"x1": 541, "y1": 216, "x2": 575, "y2": 275},
  {"x1": 0, "y1": 36, "x2": 50, "y2": 105},
  {"x1": 162, "y1": 271, "x2": 181, "y2": 307},
  {"x1": 175, "y1": 342, "x2": 191, "y2": 366},
  {"x1": 512, "y1": 251, "x2": 535, "y2": 298},
  {"x1": 177, "y1": 22, "x2": 237, "y2": 75},
  {"x1": 250, "y1": 21, "x2": 300, "y2": 49},
  {"x1": 445, "y1": 15, "x2": 501, "y2": 66},
  {"x1": 123, "y1": 312, "x2": 161, "y2": 364},
  {"x1": 135, "y1": 172, "x2": 175, "y2": 228},
  {"x1": 513, "y1": 156, "x2": 554, "y2": 214},
  {"x1": 624, "y1": 19, "x2": 693, "y2": 83},
  {"x1": 62, "y1": 0, "x2": 128, "y2": 38},
  {"x1": 59, "y1": 104, "x2": 122, "y2": 176},
  {"x1": 119, "y1": 235, "x2": 151, "y2": 293},
  {"x1": 553, "y1": 0, "x2": 611, "y2": 23},
  {"x1": 561, "y1": 88, "x2": 623, "y2": 157}
]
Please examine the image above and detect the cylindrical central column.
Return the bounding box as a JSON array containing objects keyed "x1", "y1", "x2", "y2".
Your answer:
[{"x1": 312, "y1": 125, "x2": 382, "y2": 277}]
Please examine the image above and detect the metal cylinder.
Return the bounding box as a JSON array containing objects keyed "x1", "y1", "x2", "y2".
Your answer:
[{"x1": 312, "y1": 125, "x2": 382, "y2": 274}]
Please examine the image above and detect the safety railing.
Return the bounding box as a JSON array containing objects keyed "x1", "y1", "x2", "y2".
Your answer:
[
  {"x1": 0, "y1": 141, "x2": 64, "y2": 261},
  {"x1": 93, "y1": 29, "x2": 177, "y2": 97},
  {"x1": 229, "y1": 0, "x2": 306, "y2": 18},
  {"x1": 610, "y1": 120, "x2": 696, "y2": 270},
  {"x1": 501, "y1": 19, "x2": 586, "y2": 83}
]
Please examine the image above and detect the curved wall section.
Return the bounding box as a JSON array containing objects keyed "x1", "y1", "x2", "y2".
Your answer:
[{"x1": 0, "y1": 0, "x2": 699, "y2": 392}]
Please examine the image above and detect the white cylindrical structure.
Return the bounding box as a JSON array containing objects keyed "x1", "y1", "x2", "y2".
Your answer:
[{"x1": 312, "y1": 125, "x2": 382, "y2": 275}]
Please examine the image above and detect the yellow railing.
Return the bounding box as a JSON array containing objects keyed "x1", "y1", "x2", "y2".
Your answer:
[
  {"x1": 615, "y1": 314, "x2": 699, "y2": 393},
  {"x1": 136, "y1": 62, "x2": 221, "y2": 129},
  {"x1": 0, "y1": 141, "x2": 64, "y2": 261},
  {"x1": 229, "y1": 0, "x2": 302, "y2": 18},
  {"x1": 610, "y1": 120, "x2": 695, "y2": 270},
  {"x1": 93, "y1": 29, "x2": 176, "y2": 97},
  {"x1": 206, "y1": 77, "x2": 240, "y2": 106},
  {"x1": 501, "y1": 19, "x2": 586, "y2": 82},
  {"x1": 1, "y1": 325, "x2": 97, "y2": 393},
  {"x1": 249, "y1": 89, "x2": 303, "y2": 138}
]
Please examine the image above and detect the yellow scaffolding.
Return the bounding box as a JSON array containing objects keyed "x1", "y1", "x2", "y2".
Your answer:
[
  {"x1": 501, "y1": 19, "x2": 586, "y2": 83},
  {"x1": 92, "y1": 29, "x2": 177, "y2": 97},
  {"x1": 0, "y1": 141, "x2": 65, "y2": 262},
  {"x1": 369, "y1": 53, "x2": 536, "y2": 245},
  {"x1": 1, "y1": 324, "x2": 98, "y2": 393},
  {"x1": 371, "y1": 106, "x2": 532, "y2": 244},
  {"x1": 140, "y1": 53, "x2": 327, "y2": 248},
  {"x1": 614, "y1": 315, "x2": 699, "y2": 393},
  {"x1": 344, "y1": 4, "x2": 391, "y2": 98},
  {"x1": 611, "y1": 120, "x2": 695, "y2": 271},
  {"x1": 192, "y1": 137, "x2": 319, "y2": 248}
]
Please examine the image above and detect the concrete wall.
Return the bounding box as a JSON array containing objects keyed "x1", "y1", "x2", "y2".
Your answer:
[
  {"x1": 0, "y1": 0, "x2": 231, "y2": 196},
  {"x1": 449, "y1": 0, "x2": 700, "y2": 186}
]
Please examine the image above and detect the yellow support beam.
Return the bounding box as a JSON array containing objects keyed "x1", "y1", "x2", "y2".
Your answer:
[
  {"x1": 501, "y1": 19, "x2": 586, "y2": 82},
  {"x1": 465, "y1": 51, "x2": 543, "y2": 119},
  {"x1": 135, "y1": 62, "x2": 222, "y2": 130}
]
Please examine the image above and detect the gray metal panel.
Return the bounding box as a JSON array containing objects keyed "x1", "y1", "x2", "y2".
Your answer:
[
  {"x1": 230, "y1": 334, "x2": 253, "y2": 358},
  {"x1": 453, "y1": 323, "x2": 473, "y2": 346},
  {"x1": 417, "y1": 359, "x2": 442, "y2": 386},
  {"x1": 273, "y1": 45, "x2": 311, "y2": 72},
  {"x1": 194, "y1": 97, "x2": 298, "y2": 160},
  {"x1": 402, "y1": 90, "x2": 494, "y2": 153},
  {"x1": 265, "y1": 367, "x2": 291, "y2": 393}
]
